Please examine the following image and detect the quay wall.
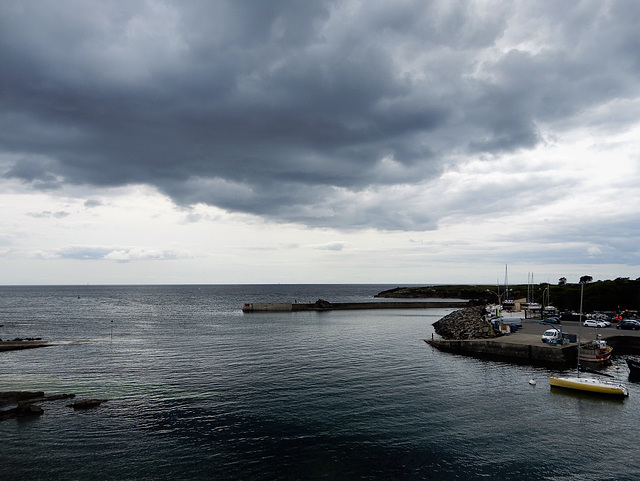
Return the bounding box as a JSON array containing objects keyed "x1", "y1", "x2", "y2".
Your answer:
[
  {"x1": 242, "y1": 303, "x2": 293, "y2": 312},
  {"x1": 242, "y1": 301, "x2": 470, "y2": 312},
  {"x1": 425, "y1": 339, "x2": 577, "y2": 366},
  {"x1": 603, "y1": 335, "x2": 640, "y2": 354}
]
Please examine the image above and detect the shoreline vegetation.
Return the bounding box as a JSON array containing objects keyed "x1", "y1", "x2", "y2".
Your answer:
[{"x1": 375, "y1": 277, "x2": 640, "y2": 312}]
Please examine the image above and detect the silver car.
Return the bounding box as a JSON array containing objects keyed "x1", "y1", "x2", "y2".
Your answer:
[{"x1": 583, "y1": 319, "x2": 607, "y2": 328}]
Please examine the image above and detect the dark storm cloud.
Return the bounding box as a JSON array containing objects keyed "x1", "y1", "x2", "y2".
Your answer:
[{"x1": 1, "y1": 0, "x2": 639, "y2": 230}]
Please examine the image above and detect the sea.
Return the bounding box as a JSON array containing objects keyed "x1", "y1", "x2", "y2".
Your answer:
[{"x1": 1, "y1": 284, "x2": 639, "y2": 481}]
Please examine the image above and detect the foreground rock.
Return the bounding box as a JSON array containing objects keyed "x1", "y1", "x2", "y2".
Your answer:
[
  {"x1": 0, "y1": 339, "x2": 49, "y2": 351},
  {"x1": 67, "y1": 399, "x2": 106, "y2": 410},
  {"x1": 0, "y1": 391, "x2": 74, "y2": 421},
  {"x1": 0, "y1": 391, "x2": 45, "y2": 404},
  {"x1": 433, "y1": 306, "x2": 499, "y2": 340},
  {"x1": 0, "y1": 391, "x2": 107, "y2": 421},
  {"x1": 0, "y1": 403, "x2": 44, "y2": 421}
]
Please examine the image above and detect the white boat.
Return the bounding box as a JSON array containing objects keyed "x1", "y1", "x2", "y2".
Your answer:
[{"x1": 549, "y1": 280, "x2": 628, "y2": 397}]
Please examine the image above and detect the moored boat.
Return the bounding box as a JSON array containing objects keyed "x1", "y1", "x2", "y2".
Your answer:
[
  {"x1": 549, "y1": 279, "x2": 629, "y2": 397},
  {"x1": 626, "y1": 358, "x2": 640, "y2": 378},
  {"x1": 579, "y1": 336, "x2": 612, "y2": 363},
  {"x1": 550, "y1": 376, "x2": 629, "y2": 396}
]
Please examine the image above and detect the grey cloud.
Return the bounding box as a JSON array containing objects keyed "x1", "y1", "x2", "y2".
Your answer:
[
  {"x1": 57, "y1": 246, "x2": 191, "y2": 262},
  {"x1": 27, "y1": 211, "x2": 70, "y2": 219},
  {"x1": 57, "y1": 246, "x2": 113, "y2": 260},
  {"x1": 84, "y1": 199, "x2": 103, "y2": 208},
  {"x1": 1, "y1": 1, "x2": 640, "y2": 230},
  {"x1": 313, "y1": 242, "x2": 346, "y2": 251}
]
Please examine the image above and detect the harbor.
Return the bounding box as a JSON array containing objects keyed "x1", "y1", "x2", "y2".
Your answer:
[
  {"x1": 4, "y1": 284, "x2": 640, "y2": 480},
  {"x1": 426, "y1": 316, "x2": 640, "y2": 367}
]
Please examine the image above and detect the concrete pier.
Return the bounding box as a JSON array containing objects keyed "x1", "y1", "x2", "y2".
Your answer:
[
  {"x1": 426, "y1": 320, "x2": 640, "y2": 367},
  {"x1": 242, "y1": 300, "x2": 470, "y2": 312},
  {"x1": 426, "y1": 337, "x2": 577, "y2": 366}
]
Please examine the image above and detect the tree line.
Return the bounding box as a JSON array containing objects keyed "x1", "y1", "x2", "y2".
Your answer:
[{"x1": 378, "y1": 277, "x2": 640, "y2": 312}]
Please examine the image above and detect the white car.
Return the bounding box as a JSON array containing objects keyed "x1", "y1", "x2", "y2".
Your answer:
[
  {"x1": 583, "y1": 319, "x2": 607, "y2": 328},
  {"x1": 541, "y1": 328, "x2": 561, "y2": 343}
]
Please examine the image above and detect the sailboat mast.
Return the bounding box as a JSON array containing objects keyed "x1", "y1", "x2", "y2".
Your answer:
[
  {"x1": 577, "y1": 281, "x2": 584, "y2": 376},
  {"x1": 531, "y1": 273, "x2": 534, "y2": 303},
  {"x1": 504, "y1": 265, "x2": 509, "y2": 301}
]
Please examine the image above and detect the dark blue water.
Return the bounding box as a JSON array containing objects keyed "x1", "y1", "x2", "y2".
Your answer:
[{"x1": 1, "y1": 285, "x2": 639, "y2": 480}]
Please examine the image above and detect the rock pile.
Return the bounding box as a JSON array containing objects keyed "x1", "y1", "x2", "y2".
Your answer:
[
  {"x1": 433, "y1": 306, "x2": 499, "y2": 340},
  {"x1": 313, "y1": 299, "x2": 333, "y2": 309}
]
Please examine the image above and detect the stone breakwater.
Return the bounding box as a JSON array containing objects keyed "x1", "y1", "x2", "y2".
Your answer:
[{"x1": 432, "y1": 306, "x2": 499, "y2": 340}]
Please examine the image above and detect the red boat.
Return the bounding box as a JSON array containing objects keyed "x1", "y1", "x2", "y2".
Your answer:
[{"x1": 579, "y1": 336, "x2": 612, "y2": 363}]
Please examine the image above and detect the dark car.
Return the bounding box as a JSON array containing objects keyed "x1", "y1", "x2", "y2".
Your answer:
[
  {"x1": 616, "y1": 320, "x2": 640, "y2": 330},
  {"x1": 540, "y1": 317, "x2": 561, "y2": 325}
]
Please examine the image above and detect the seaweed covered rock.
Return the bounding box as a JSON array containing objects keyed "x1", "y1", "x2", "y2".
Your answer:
[
  {"x1": 433, "y1": 306, "x2": 498, "y2": 340},
  {"x1": 0, "y1": 403, "x2": 44, "y2": 421},
  {"x1": 0, "y1": 391, "x2": 45, "y2": 405},
  {"x1": 67, "y1": 399, "x2": 106, "y2": 410}
]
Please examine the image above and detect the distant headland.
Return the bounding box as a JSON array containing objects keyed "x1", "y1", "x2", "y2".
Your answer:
[{"x1": 375, "y1": 278, "x2": 640, "y2": 312}]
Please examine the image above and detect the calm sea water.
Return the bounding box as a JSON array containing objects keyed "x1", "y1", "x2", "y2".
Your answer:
[{"x1": 1, "y1": 284, "x2": 639, "y2": 480}]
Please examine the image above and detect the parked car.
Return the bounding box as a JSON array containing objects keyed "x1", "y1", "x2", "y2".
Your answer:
[
  {"x1": 583, "y1": 319, "x2": 607, "y2": 328},
  {"x1": 541, "y1": 328, "x2": 561, "y2": 343},
  {"x1": 540, "y1": 317, "x2": 561, "y2": 324},
  {"x1": 616, "y1": 320, "x2": 640, "y2": 330}
]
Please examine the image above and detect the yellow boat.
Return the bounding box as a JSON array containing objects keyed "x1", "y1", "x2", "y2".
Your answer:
[
  {"x1": 550, "y1": 376, "x2": 629, "y2": 396},
  {"x1": 549, "y1": 280, "x2": 629, "y2": 398}
]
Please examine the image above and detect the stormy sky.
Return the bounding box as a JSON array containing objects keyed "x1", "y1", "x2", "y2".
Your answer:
[{"x1": 1, "y1": 0, "x2": 639, "y2": 285}]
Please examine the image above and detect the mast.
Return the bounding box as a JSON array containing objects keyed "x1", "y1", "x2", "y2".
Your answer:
[
  {"x1": 531, "y1": 273, "x2": 535, "y2": 303},
  {"x1": 504, "y1": 265, "x2": 509, "y2": 302},
  {"x1": 577, "y1": 281, "x2": 584, "y2": 377}
]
